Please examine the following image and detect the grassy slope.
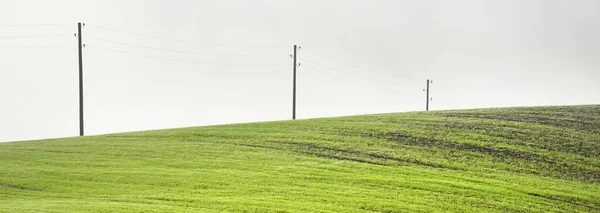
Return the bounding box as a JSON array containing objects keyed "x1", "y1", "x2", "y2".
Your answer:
[{"x1": 0, "y1": 105, "x2": 599, "y2": 212}]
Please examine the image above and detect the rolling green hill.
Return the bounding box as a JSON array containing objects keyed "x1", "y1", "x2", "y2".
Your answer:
[{"x1": 1, "y1": 105, "x2": 599, "y2": 212}]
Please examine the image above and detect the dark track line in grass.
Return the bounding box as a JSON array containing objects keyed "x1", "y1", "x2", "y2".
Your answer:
[
  {"x1": 439, "y1": 112, "x2": 600, "y2": 133},
  {"x1": 527, "y1": 192, "x2": 600, "y2": 211},
  {"x1": 231, "y1": 143, "x2": 285, "y2": 151},
  {"x1": 0, "y1": 183, "x2": 42, "y2": 192},
  {"x1": 311, "y1": 152, "x2": 386, "y2": 166},
  {"x1": 442, "y1": 122, "x2": 599, "y2": 158},
  {"x1": 385, "y1": 133, "x2": 600, "y2": 183},
  {"x1": 266, "y1": 141, "x2": 455, "y2": 169},
  {"x1": 387, "y1": 133, "x2": 543, "y2": 161},
  {"x1": 233, "y1": 141, "x2": 388, "y2": 166}
]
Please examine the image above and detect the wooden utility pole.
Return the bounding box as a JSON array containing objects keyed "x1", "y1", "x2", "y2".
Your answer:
[
  {"x1": 292, "y1": 45, "x2": 297, "y2": 119},
  {"x1": 424, "y1": 79, "x2": 433, "y2": 111},
  {"x1": 77, "y1": 22, "x2": 84, "y2": 136}
]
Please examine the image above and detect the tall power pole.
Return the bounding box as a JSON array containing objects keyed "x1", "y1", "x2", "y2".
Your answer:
[
  {"x1": 292, "y1": 45, "x2": 297, "y2": 120},
  {"x1": 77, "y1": 22, "x2": 84, "y2": 136}
]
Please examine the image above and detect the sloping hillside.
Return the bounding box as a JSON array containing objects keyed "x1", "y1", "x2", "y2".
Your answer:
[{"x1": 0, "y1": 105, "x2": 599, "y2": 212}]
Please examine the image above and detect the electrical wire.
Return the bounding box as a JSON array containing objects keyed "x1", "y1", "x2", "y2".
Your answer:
[
  {"x1": 302, "y1": 64, "x2": 416, "y2": 97},
  {"x1": 301, "y1": 58, "x2": 414, "y2": 89},
  {"x1": 87, "y1": 24, "x2": 288, "y2": 49},
  {"x1": 87, "y1": 44, "x2": 290, "y2": 67},
  {"x1": 0, "y1": 34, "x2": 72, "y2": 39},
  {"x1": 302, "y1": 49, "x2": 415, "y2": 81},
  {"x1": 86, "y1": 36, "x2": 285, "y2": 57}
]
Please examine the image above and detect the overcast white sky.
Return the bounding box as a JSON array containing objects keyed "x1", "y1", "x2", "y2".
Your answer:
[{"x1": 1, "y1": 0, "x2": 599, "y2": 142}]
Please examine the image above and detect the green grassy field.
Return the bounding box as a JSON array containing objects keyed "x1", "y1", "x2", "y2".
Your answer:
[{"x1": 1, "y1": 105, "x2": 599, "y2": 212}]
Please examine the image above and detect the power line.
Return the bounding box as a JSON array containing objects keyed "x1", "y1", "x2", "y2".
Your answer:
[
  {"x1": 87, "y1": 24, "x2": 288, "y2": 49},
  {"x1": 0, "y1": 34, "x2": 72, "y2": 39},
  {"x1": 86, "y1": 36, "x2": 285, "y2": 57},
  {"x1": 301, "y1": 58, "x2": 414, "y2": 89},
  {"x1": 302, "y1": 64, "x2": 416, "y2": 97},
  {"x1": 87, "y1": 44, "x2": 290, "y2": 67},
  {"x1": 303, "y1": 49, "x2": 415, "y2": 81}
]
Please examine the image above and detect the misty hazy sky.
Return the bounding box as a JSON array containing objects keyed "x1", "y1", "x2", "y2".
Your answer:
[{"x1": 1, "y1": 0, "x2": 599, "y2": 142}]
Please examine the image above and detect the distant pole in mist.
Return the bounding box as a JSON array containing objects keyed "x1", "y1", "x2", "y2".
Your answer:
[
  {"x1": 424, "y1": 79, "x2": 433, "y2": 111},
  {"x1": 292, "y1": 45, "x2": 297, "y2": 120},
  {"x1": 77, "y1": 22, "x2": 84, "y2": 136}
]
